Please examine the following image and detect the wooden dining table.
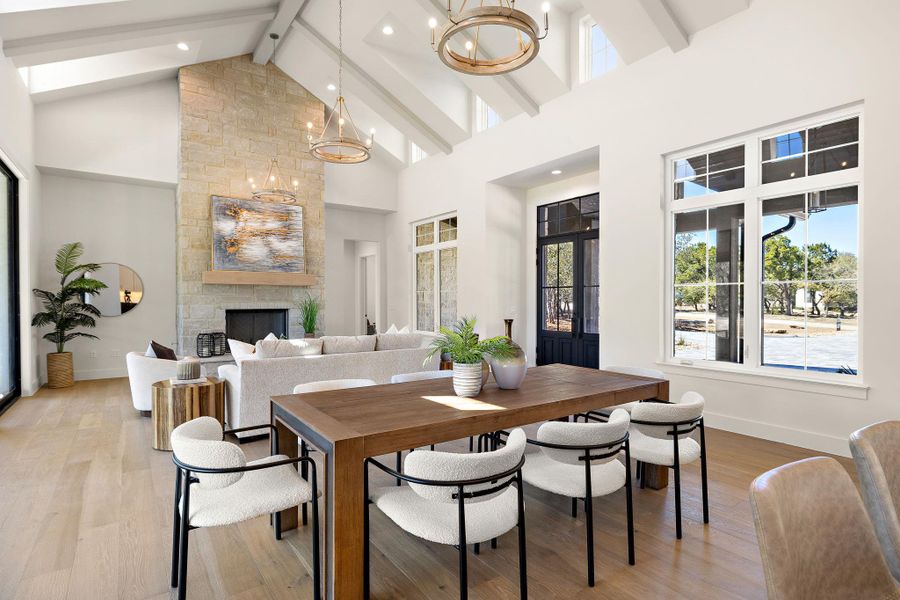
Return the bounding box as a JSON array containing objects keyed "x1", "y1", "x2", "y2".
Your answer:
[{"x1": 270, "y1": 363, "x2": 668, "y2": 600}]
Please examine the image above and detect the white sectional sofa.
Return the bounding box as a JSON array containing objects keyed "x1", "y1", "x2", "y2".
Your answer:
[{"x1": 218, "y1": 333, "x2": 439, "y2": 439}]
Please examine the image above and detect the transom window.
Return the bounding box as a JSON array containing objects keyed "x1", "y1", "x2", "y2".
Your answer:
[
  {"x1": 413, "y1": 215, "x2": 458, "y2": 332},
  {"x1": 580, "y1": 17, "x2": 618, "y2": 82},
  {"x1": 410, "y1": 141, "x2": 427, "y2": 164},
  {"x1": 666, "y1": 110, "x2": 862, "y2": 380},
  {"x1": 474, "y1": 96, "x2": 501, "y2": 133}
]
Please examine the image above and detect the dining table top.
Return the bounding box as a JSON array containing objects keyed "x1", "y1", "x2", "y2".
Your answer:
[{"x1": 271, "y1": 363, "x2": 668, "y2": 457}]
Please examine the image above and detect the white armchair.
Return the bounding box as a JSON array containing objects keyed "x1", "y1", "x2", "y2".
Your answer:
[{"x1": 126, "y1": 352, "x2": 207, "y2": 413}]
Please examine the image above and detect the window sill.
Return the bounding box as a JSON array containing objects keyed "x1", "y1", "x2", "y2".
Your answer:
[{"x1": 656, "y1": 360, "x2": 868, "y2": 400}]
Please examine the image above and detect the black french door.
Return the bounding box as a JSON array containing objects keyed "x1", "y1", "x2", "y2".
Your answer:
[
  {"x1": 0, "y1": 158, "x2": 19, "y2": 412},
  {"x1": 536, "y1": 194, "x2": 599, "y2": 368}
]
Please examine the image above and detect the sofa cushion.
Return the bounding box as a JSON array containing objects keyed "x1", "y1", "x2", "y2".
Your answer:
[
  {"x1": 151, "y1": 340, "x2": 177, "y2": 361},
  {"x1": 321, "y1": 335, "x2": 377, "y2": 355},
  {"x1": 255, "y1": 340, "x2": 307, "y2": 359},
  {"x1": 228, "y1": 338, "x2": 256, "y2": 361},
  {"x1": 288, "y1": 338, "x2": 324, "y2": 356},
  {"x1": 375, "y1": 333, "x2": 422, "y2": 351}
]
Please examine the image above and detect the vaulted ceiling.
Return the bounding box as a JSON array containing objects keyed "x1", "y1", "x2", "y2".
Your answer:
[{"x1": 0, "y1": 0, "x2": 750, "y2": 167}]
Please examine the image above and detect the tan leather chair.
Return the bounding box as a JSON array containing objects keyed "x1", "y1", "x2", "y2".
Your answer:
[
  {"x1": 750, "y1": 457, "x2": 900, "y2": 600},
  {"x1": 851, "y1": 421, "x2": 900, "y2": 582}
]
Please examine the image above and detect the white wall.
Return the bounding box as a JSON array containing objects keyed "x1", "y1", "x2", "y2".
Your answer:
[
  {"x1": 0, "y1": 53, "x2": 42, "y2": 396},
  {"x1": 34, "y1": 79, "x2": 178, "y2": 184},
  {"x1": 387, "y1": 0, "x2": 900, "y2": 456},
  {"x1": 324, "y1": 205, "x2": 387, "y2": 336},
  {"x1": 38, "y1": 174, "x2": 176, "y2": 380},
  {"x1": 324, "y1": 152, "x2": 399, "y2": 213}
]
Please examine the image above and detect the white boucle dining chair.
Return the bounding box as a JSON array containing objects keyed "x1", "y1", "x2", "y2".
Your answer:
[
  {"x1": 629, "y1": 391, "x2": 708, "y2": 539},
  {"x1": 521, "y1": 408, "x2": 634, "y2": 587},
  {"x1": 169, "y1": 416, "x2": 320, "y2": 600},
  {"x1": 364, "y1": 428, "x2": 529, "y2": 600}
]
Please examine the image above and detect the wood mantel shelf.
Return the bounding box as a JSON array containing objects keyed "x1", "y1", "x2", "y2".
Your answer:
[{"x1": 202, "y1": 271, "x2": 316, "y2": 286}]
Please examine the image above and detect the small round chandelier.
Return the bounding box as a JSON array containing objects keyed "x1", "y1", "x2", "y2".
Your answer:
[
  {"x1": 429, "y1": 1, "x2": 550, "y2": 76},
  {"x1": 249, "y1": 157, "x2": 299, "y2": 204},
  {"x1": 306, "y1": 0, "x2": 374, "y2": 164}
]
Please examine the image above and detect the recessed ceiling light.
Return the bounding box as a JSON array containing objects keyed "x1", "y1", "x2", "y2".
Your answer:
[
  {"x1": 551, "y1": 169, "x2": 562, "y2": 175},
  {"x1": 382, "y1": 25, "x2": 394, "y2": 35},
  {"x1": 327, "y1": 83, "x2": 336, "y2": 91},
  {"x1": 177, "y1": 42, "x2": 189, "y2": 51}
]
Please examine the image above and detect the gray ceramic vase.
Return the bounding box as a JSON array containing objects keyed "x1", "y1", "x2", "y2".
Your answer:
[{"x1": 489, "y1": 343, "x2": 528, "y2": 390}]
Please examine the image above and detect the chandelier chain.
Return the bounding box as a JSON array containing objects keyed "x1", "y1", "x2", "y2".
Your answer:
[{"x1": 338, "y1": 0, "x2": 343, "y2": 99}]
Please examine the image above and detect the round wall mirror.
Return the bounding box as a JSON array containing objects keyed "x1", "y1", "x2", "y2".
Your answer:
[{"x1": 84, "y1": 263, "x2": 144, "y2": 316}]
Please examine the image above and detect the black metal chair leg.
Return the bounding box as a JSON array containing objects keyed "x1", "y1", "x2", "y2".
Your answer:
[
  {"x1": 364, "y1": 462, "x2": 371, "y2": 600},
  {"x1": 584, "y1": 450, "x2": 595, "y2": 587},
  {"x1": 673, "y1": 432, "x2": 682, "y2": 540},
  {"x1": 311, "y1": 464, "x2": 322, "y2": 600},
  {"x1": 395, "y1": 450, "x2": 402, "y2": 486},
  {"x1": 457, "y1": 485, "x2": 468, "y2": 600},
  {"x1": 170, "y1": 467, "x2": 182, "y2": 588},
  {"x1": 516, "y1": 470, "x2": 528, "y2": 600},
  {"x1": 700, "y1": 419, "x2": 709, "y2": 524},
  {"x1": 640, "y1": 461, "x2": 646, "y2": 490},
  {"x1": 469, "y1": 436, "x2": 474, "y2": 452},
  {"x1": 571, "y1": 497, "x2": 577, "y2": 518},
  {"x1": 624, "y1": 442, "x2": 635, "y2": 566},
  {"x1": 430, "y1": 444, "x2": 435, "y2": 451},
  {"x1": 177, "y1": 470, "x2": 191, "y2": 600},
  {"x1": 491, "y1": 537, "x2": 497, "y2": 550},
  {"x1": 301, "y1": 441, "x2": 309, "y2": 524},
  {"x1": 274, "y1": 511, "x2": 282, "y2": 540}
]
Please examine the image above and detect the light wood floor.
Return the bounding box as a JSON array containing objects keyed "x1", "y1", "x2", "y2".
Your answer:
[{"x1": 0, "y1": 378, "x2": 852, "y2": 599}]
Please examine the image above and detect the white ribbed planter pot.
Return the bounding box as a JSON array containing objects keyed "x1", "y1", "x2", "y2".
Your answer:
[{"x1": 452, "y1": 362, "x2": 483, "y2": 398}]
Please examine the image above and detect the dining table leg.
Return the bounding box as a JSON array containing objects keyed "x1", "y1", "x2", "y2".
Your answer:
[{"x1": 327, "y1": 437, "x2": 366, "y2": 599}]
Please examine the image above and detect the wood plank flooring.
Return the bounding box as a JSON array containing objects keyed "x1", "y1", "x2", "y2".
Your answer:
[{"x1": 0, "y1": 378, "x2": 852, "y2": 599}]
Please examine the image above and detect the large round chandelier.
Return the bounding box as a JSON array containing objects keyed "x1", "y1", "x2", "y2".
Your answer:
[
  {"x1": 429, "y1": 1, "x2": 550, "y2": 76},
  {"x1": 249, "y1": 157, "x2": 298, "y2": 204},
  {"x1": 306, "y1": 0, "x2": 374, "y2": 164}
]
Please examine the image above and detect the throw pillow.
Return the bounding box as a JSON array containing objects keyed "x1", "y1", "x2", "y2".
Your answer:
[
  {"x1": 375, "y1": 333, "x2": 423, "y2": 351},
  {"x1": 227, "y1": 339, "x2": 256, "y2": 362},
  {"x1": 288, "y1": 338, "x2": 324, "y2": 356},
  {"x1": 385, "y1": 323, "x2": 399, "y2": 334},
  {"x1": 145, "y1": 341, "x2": 156, "y2": 358},
  {"x1": 255, "y1": 340, "x2": 306, "y2": 359},
  {"x1": 263, "y1": 332, "x2": 278, "y2": 341},
  {"x1": 151, "y1": 340, "x2": 177, "y2": 361},
  {"x1": 398, "y1": 325, "x2": 411, "y2": 334},
  {"x1": 321, "y1": 335, "x2": 377, "y2": 355}
]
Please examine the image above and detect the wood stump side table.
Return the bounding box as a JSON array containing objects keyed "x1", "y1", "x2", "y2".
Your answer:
[{"x1": 151, "y1": 377, "x2": 225, "y2": 451}]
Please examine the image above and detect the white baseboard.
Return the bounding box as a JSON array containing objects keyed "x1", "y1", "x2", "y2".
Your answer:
[
  {"x1": 704, "y1": 411, "x2": 851, "y2": 458},
  {"x1": 75, "y1": 367, "x2": 129, "y2": 381}
]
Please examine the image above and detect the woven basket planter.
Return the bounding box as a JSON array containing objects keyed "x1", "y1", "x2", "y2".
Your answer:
[{"x1": 47, "y1": 352, "x2": 74, "y2": 388}]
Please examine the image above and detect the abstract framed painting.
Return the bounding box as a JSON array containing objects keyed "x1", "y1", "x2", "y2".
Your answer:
[{"x1": 211, "y1": 196, "x2": 305, "y2": 273}]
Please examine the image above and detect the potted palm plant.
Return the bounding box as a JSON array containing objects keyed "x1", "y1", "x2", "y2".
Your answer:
[
  {"x1": 32, "y1": 242, "x2": 107, "y2": 388},
  {"x1": 427, "y1": 316, "x2": 515, "y2": 397},
  {"x1": 298, "y1": 293, "x2": 322, "y2": 338}
]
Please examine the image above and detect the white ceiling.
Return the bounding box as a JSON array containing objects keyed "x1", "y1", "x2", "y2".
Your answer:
[{"x1": 1, "y1": 0, "x2": 750, "y2": 166}]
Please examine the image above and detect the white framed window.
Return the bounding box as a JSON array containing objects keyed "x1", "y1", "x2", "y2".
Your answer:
[
  {"x1": 474, "y1": 95, "x2": 501, "y2": 133},
  {"x1": 410, "y1": 141, "x2": 427, "y2": 164},
  {"x1": 579, "y1": 17, "x2": 618, "y2": 83},
  {"x1": 413, "y1": 214, "x2": 458, "y2": 332},
  {"x1": 665, "y1": 109, "x2": 862, "y2": 382}
]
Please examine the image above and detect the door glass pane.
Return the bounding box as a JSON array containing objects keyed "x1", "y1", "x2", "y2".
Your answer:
[
  {"x1": 583, "y1": 238, "x2": 599, "y2": 287},
  {"x1": 542, "y1": 288, "x2": 558, "y2": 331},
  {"x1": 558, "y1": 287, "x2": 574, "y2": 332},
  {"x1": 558, "y1": 242, "x2": 574, "y2": 287},
  {"x1": 542, "y1": 244, "x2": 558, "y2": 287},
  {"x1": 439, "y1": 248, "x2": 457, "y2": 329},
  {"x1": 584, "y1": 287, "x2": 599, "y2": 334},
  {"x1": 415, "y1": 252, "x2": 434, "y2": 331}
]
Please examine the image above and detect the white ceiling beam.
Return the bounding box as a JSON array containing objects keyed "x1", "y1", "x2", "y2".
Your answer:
[
  {"x1": 252, "y1": 0, "x2": 306, "y2": 65},
  {"x1": 291, "y1": 17, "x2": 453, "y2": 156},
  {"x1": 635, "y1": 0, "x2": 688, "y2": 53},
  {"x1": 3, "y1": 6, "x2": 276, "y2": 67}
]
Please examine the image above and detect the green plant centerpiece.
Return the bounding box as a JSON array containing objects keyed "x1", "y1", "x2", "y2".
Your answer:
[
  {"x1": 32, "y1": 242, "x2": 107, "y2": 388},
  {"x1": 298, "y1": 293, "x2": 322, "y2": 338},
  {"x1": 427, "y1": 316, "x2": 515, "y2": 397}
]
